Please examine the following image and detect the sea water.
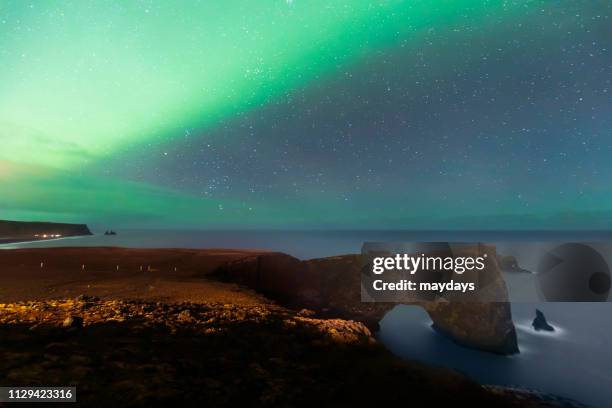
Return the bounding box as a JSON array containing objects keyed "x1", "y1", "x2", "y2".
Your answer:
[
  {"x1": 3, "y1": 229, "x2": 612, "y2": 259},
  {"x1": 378, "y1": 303, "x2": 611, "y2": 408}
]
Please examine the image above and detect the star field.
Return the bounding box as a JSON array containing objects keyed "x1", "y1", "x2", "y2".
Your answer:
[{"x1": 1, "y1": 1, "x2": 611, "y2": 228}]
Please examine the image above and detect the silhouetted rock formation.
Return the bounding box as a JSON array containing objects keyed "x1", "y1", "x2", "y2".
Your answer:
[
  {"x1": 0, "y1": 220, "x2": 92, "y2": 243},
  {"x1": 497, "y1": 254, "x2": 531, "y2": 273},
  {"x1": 215, "y1": 246, "x2": 519, "y2": 355},
  {"x1": 532, "y1": 309, "x2": 555, "y2": 332}
]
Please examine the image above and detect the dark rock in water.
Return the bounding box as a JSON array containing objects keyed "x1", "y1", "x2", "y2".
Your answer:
[
  {"x1": 497, "y1": 255, "x2": 531, "y2": 273},
  {"x1": 62, "y1": 316, "x2": 84, "y2": 329},
  {"x1": 532, "y1": 309, "x2": 555, "y2": 332}
]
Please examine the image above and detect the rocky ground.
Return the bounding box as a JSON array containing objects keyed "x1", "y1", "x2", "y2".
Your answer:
[
  {"x1": 0, "y1": 248, "x2": 585, "y2": 407},
  {"x1": 0, "y1": 297, "x2": 371, "y2": 405},
  {"x1": 0, "y1": 296, "x2": 557, "y2": 408}
]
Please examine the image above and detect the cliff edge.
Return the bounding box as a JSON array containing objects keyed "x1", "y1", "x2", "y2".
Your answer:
[
  {"x1": 0, "y1": 220, "x2": 92, "y2": 243},
  {"x1": 215, "y1": 249, "x2": 519, "y2": 355}
]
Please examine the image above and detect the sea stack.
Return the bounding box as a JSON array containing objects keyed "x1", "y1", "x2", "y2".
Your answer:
[{"x1": 532, "y1": 309, "x2": 555, "y2": 332}]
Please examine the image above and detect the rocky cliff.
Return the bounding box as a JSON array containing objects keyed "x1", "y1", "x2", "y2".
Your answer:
[
  {"x1": 0, "y1": 220, "x2": 92, "y2": 242},
  {"x1": 215, "y1": 249, "x2": 519, "y2": 355},
  {"x1": 0, "y1": 297, "x2": 545, "y2": 407}
]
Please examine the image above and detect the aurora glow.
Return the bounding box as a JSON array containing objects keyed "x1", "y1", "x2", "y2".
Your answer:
[{"x1": 1, "y1": 1, "x2": 611, "y2": 228}]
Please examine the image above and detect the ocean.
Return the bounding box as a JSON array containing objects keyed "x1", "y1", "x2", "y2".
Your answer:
[{"x1": 3, "y1": 228, "x2": 612, "y2": 259}]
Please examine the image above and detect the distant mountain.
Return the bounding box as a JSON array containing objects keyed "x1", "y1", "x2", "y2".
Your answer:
[{"x1": 0, "y1": 220, "x2": 92, "y2": 243}]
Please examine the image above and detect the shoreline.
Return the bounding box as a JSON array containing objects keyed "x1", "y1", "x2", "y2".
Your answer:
[
  {"x1": 0, "y1": 234, "x2": 90, "y2": 246},
  {"x1": 0, "y1": 246, "x2": 588, "y2": 407}
]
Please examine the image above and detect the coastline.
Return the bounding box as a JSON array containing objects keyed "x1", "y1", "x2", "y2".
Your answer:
[
  {"x1": 0, "y1": 246, "x2": 589, "y2": 407},
  {"x1": 0, "y1": 234, "x2": 89, "y2": 246},
  {"x1": 1, "y1": 237, "x2": 64, "y2": 245},
  {"x1": 0, "y1": 219, "x2": 93, "y2": 247}
]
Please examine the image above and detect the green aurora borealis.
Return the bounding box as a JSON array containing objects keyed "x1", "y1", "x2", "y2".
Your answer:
[
  {"x1": 1, "y1": 1, "x2": 611, "y2": 229},
  {"x1": 2, "y1": 1, "x2": 512, "y2": 168}
]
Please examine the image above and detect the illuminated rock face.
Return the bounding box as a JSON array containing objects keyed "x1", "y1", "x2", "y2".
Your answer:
[
  {"x1": 217, "y1": 251, "x2": 519, "y2": 355},
  {"x1": 426, "y1": 301, "x2": 518, "y2": 354}
]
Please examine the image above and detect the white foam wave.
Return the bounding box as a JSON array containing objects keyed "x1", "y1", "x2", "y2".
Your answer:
[{"x1": 515, "y1": 319, "x2": 568, "y2": 339}]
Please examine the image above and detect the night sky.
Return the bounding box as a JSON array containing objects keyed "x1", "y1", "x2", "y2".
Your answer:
[{"x1": 1, "y1": 1, "x2": 611, "y2": 229}]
